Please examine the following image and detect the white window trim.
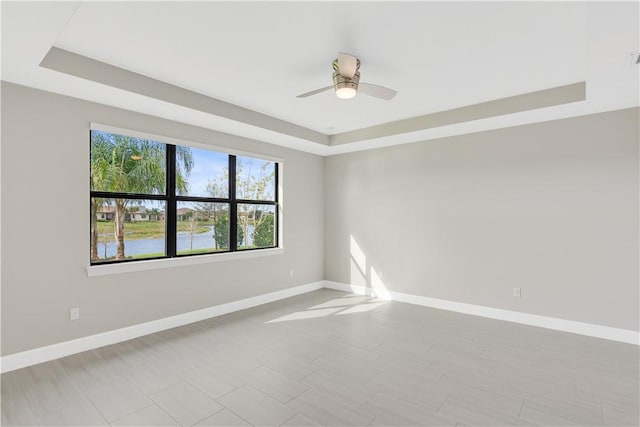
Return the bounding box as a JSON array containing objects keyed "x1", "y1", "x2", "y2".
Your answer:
[{"x1": 87, "y1": 247, "x2": 285, "y2": 277}]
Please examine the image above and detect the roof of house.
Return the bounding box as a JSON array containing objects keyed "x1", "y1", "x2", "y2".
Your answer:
[{"x1": 176, "y1": 207, "x2": 194, "y2": 216}]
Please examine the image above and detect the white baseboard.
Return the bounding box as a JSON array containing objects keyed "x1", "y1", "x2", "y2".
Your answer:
[
  {"x1": 3, "y1": 279, "x2": 637, "y2": 373},
  {"x1": 0, "y1": 281, "x2": 325, "y2": 373},
  {"x1": 323, "y1": 281, "x2": 639, "y2": 345}
]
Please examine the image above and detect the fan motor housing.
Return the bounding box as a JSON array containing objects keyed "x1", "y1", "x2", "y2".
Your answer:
[{"x1": 333, "y1": 71, "x2": 360, "y2": 91}]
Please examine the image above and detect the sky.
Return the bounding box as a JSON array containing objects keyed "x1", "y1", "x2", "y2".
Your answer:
[
  {"x1": 185, "y1": 147, "x2": 229, "y2": 197},
  {"x1": 91, "y1": 130, "x2": 275, "y2": 203}
]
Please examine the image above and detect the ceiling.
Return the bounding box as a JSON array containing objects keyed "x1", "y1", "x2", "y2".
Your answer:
[{"x1": 2, "y1": 1, "x2": 638, "y2": 156}]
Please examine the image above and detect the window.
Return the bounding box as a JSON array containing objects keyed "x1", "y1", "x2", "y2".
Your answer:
[{"x1": 90, "y1": 129, "x2": 278, "y2": 264}]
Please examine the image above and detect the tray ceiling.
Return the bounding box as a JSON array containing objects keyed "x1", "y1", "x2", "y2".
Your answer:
[{"x1": 2, "y1": 2, "x2": 638, "y2": 155}]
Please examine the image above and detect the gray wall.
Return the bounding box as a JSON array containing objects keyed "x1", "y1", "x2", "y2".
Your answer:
[
  {"x1": 1, "y1": 82, "x2": 325, "y2": 355},
  {"x1": 2, "y1": 81, "x2": 638, "y2": 357},
  {"x1": 325, "y1": 108, "x2": 639, "y2": 331}
]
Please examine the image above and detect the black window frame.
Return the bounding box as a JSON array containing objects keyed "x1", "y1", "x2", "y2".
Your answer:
[{"x1": 90, "y1": 132, "x2": 279, "y2": 265}]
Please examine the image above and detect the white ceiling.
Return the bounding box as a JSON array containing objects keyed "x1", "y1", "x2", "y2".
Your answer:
[{"x1": 2, "y1": 1, "x2": 639, "y2": 156}]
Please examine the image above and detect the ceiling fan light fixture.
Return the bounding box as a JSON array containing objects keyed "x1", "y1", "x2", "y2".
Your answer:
[
  {"x1": 333, "y1": 70, "x2": 359, "y2": 99},
  {"x1": 296, "y1": 53, "x2": 396, "y2": 100},
  {"x1": 336, "y1": 86, "x2": 357, "y2": 99}
]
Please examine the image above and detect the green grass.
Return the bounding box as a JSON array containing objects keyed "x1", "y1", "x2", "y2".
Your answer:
[
  {"x1": 97, "y1": 220, "x2": 212, "y2": 241},
  {"x1": 130, "y1": 252, "x2": 165, "y2": 259}
]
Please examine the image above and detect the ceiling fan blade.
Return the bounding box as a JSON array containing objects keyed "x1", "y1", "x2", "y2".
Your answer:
[
  {"x1": 337, "y1": 52, "x2": 358, "y2": 78},
  {"x1": 358, "y1": 83, "x2": 397, "y2": 100},
  {"x1": 296, "y1": 85, "x2": 334, "y2": 98}
]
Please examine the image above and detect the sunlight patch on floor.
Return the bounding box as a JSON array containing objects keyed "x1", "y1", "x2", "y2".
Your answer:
[
  {"x1": 309, "y1": 296, "x2": 373, "y2": 309},
  {"x1": 335, "y1": 301, "x2": 388, "y2": 315},
  {"x1": 265, "y1": 307, "x2": 344, "y2": 323},
  {"x1": 266, "y1": 234, "x2": 393, "y2": 323},
  {"x1": 265, "y1": 296, "x2": 389, "y2": 323}
]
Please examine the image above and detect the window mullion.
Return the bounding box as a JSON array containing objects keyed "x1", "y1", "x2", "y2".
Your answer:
[
  {"x1": 166, "y1": 145, "x2": 177, "y2": 257},
  {"x1": 275, "y1": 162, "x2": 279, "y2": 248},
  {"x1": 175, "y1": 195, "x2": 232, "y2": 204},
  {"x1": 89, "y1": 191, "x2": 167, "y2": 201},
  {"x1": 229, "y1": 155, "x2": 237, "y2": 252}
]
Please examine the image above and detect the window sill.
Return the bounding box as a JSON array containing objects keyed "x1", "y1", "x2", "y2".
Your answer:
[{"x1": 87, "y1": 247, "x2": 284, "y2": 277}]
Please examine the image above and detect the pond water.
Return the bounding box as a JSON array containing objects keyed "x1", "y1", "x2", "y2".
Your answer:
[{"x1": 95, "y1": 225, "x2": 256, "y2": 259}]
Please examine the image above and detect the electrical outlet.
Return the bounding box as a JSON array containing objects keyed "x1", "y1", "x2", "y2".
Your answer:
[
  {"x1": 70, "y1": 307, "x2": 80, "y2": 321},
  {"x1": 289, "y1": 269, "x2": 294, "y2": 278},
  {"x1": 513, "y1": 288, "x2": 522, "y2": 298}
]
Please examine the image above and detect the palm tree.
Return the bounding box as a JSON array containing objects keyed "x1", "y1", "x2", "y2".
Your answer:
[
  {"x1": 90, "y1": 136, "x2": 112, "y2": 261},
  {"x1": 89, "y1": 200, "x2": 102, "y2": 261},
  {"x1": 90, "y1": 131, "x2": 193, "y2": 260}
]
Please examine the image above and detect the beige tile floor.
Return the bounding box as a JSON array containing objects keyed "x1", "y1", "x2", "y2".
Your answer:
[{"x1": 1, "y1": 289, "x2": 638, "y2": 426}]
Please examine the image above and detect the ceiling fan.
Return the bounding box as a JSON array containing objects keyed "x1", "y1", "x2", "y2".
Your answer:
[{"x1": 297, "y1": 52, "x2": 397, "y2": 100}]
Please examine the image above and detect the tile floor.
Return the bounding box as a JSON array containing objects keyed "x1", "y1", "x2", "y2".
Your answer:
[{"x1": 1, "y1": 289, "x2": 638, "y2": 426}]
